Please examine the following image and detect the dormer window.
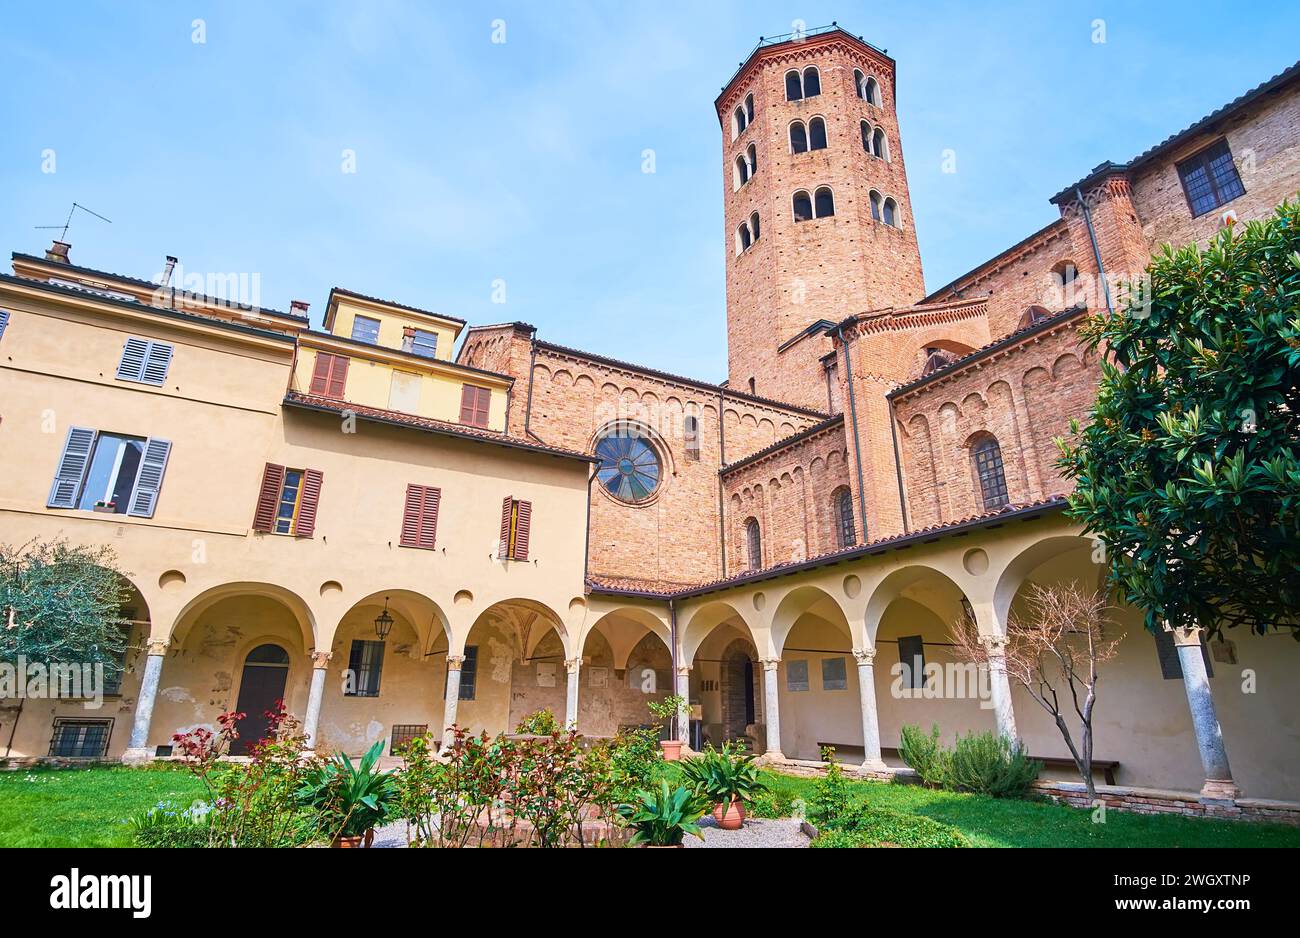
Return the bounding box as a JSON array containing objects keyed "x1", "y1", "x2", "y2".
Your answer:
[{"x1": 351, "y1": 314, "x2": 380, "y2": 344}]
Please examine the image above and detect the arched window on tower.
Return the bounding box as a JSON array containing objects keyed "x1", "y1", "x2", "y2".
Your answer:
[
  {"x1": 872, "y1": 127, "x2": 889, "y2": 160},
  {"x1": 733, "y1": 104, "x2": 747, "y2": 139},
  {"x1": 1051, "y1": 260, "x2": 1080, "y2": 308},
  {"x1": 734, "y1": 153, "x2": 750, "y2": 188},
  {"x1": 869, "y1": 190, "x2": 883, "y2": 221},
  {"x1": 793, "y1": 189, "x2": 813, "y2": 222},
  {"x1": 803, "y1": 66, "x2": 821, "y2": 97},
  {"x1": 790, "y1": 120, "x2": 808, "y2": 154},
  {"x1": 854, "y1": 69, "x2": 866, "y2": 99},
  {"x1": 815, "y1": 186, "x2": 835, "y2": 218},
  {"x1": 863, "y1": 76, "x2": 880, "y2": 106},
  {"x1": 736, "y1": 221, "x2": 752, "y2": 254},
  {"x1": 750, "y1": 211, "x2": 761, "y2": 241},
  {"x1": 809, "y1": 116, "x2": 827, "y2": 150},
  {"x1": 785, "y1": 70, "x2": 803, "y2": 101},
  {"x1": 861, "y1": 120, "x2": 872, "y2": 153},
  {"x1": 746, "y1": 143, "x2": 757, "y2": 177},
  {"x1": 883, "y1": 197, "x2": 898, "y2": 227},
  {"x1": 744, "y1": 93, "x2": 755, "y2": 124},
  {"x1": 744, "y1": 517, "x2": 762, "y2": 570},
  {"x1": 684, "y1": 415, "x2": 700, "y2": 461},
  {"x1": 833, "y1": 486, "x2": 857, "y2": 548},
  {"x1": 971, "y1": 436, "x2": 1010, "y2": 510}
]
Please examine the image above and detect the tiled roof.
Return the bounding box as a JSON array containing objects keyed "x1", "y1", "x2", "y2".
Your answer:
[
  {"x1": 888, "y1": 305, "x2": 1088, "y2": 399},
  {"x1": 721, "y1": 414, "x2": 845, "y2": 475},
  {"x1": 329, "y1": 287, "x2": 466, "y2": 325},
  {"x1": 587, "y1": 496, "x2": 1070, "y2": 600},
  {"x1": 10, "y1": 253, "x2": 307, "y2": 322},
  {"x1": 282, "y1": 391, "x2": 597, "y2": 462},
  {"x1": 1049, "y1": 59, "x2": 1300, "y2": 204},
  {"x1": 535, "y1": 339, "x2": 830, "y2": 419}
]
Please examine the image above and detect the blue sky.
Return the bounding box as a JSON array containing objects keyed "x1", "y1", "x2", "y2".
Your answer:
[{"x1": 3, "y1": 1, "x2": 1297, "y2": 380}]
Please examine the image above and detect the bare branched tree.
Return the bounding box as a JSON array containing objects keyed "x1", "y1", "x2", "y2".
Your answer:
[{"x1": 950, "y1": 583, "x2": 1121, "y2": 802}]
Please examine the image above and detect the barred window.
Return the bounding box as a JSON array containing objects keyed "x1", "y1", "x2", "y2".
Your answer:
[
  {"x1": 50, "y1": 718, "x2": 112, "y2": 758},
  {"x1": 346, "y1": 639, "x2": 386, "y2": 697},
  {"x1": 833, "y1": 486, "x2": 856, "y2": 548},
  {"x1": 972, "y1": 437, "x2": 1009, "y2": 510},
  {"x1": 1177, "y1": 140, "x2": 1245, "y2": 217}
]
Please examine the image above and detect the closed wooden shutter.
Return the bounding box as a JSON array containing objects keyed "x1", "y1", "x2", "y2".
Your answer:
[
  {"x1": 400, "y1": 484, "x2": 440, "y2": 549},
  {"x1": 116, "y1": 338, "x2": 150, "y2": 381},
  {"x1": 513, "y1": 500, "x2": 531, "y2": 560},
  {"x1": 126, "y1": 437, "x2": 172, "y2": 518},
  {"x1": 460, "y1": 385, "x2": 490, "y2": 427},
  {"x1": 295, "y1": 469, "x2": 324, "y2": 537},
  {"x1": 0, "y1": 310, "x2": 10, "y2": 341},
  {"x1": 309, "y1": 353, "x2": 349, "y2": 398},
  {"x1": 141, "y1": 343, "x2": 173, "y2": 386},
  {"x1": 498, "y1": 496, "x2": 513, "y2": 558},
  {"x1": 252, "y1": 463, "x2": 286, "y2": 531},
  {"x1": 47, "y1": 426, "x2": 98, "y2": 508}
]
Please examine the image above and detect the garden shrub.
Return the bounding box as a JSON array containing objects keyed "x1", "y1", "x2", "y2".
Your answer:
[
  {"x1": 815, "y1": 803, "x2": 968, "y2": 848},
  {"x1": 514, "y1": 708, "x2": 561, "y2": 736},
  {"x1": 809, "y1": 746, "x2": 852, "y2": 823},
  {"x1": 129, "y1": 801, "x2": 211, "y2": 848},
  {"x1": 745, "y1": 785, "x2": 795, "y2": 819},
  {"x1": 899, "y1": 723, "x2": 947, "y2": 783},
  {"x1": 945, "y1": 731, "x2": 1041, "y2": 798}
]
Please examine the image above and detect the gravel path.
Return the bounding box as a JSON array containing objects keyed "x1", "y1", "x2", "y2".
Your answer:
[
  {"x1": 369, "y1": 815, "x2": 810, "y2": 848},
  {"x1": 684, "y1": 815, "x2": 810, "y2": 848}
]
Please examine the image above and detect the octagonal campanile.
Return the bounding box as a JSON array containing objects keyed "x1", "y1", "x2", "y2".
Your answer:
[{"x1": 718, "y1": 27, "x2": 925, "y2": 409}]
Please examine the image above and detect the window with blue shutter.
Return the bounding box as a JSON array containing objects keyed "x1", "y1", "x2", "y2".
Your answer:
[
  {"x1": 116, "y1": 338, "x2": 173, "y2": 386},
  {"x1": 47, "y1": 427, "x2": 98, "y2": 508},
  {"x1": 47, "y1": 426, "x2": 172, "y2": 517},
  {"x1": 0, "y1": 310, "x2": 10, "y2": 341}
]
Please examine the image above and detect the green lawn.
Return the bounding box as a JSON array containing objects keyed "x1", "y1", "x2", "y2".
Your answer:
[
  {"x1": 760, "y1": 771, "x2": 1300, "y2": 847},
  {"x1": 0, "y1": 765, "x2": 205, "y2": 847},
  {"x1": 2, "y1": 763, "x2": 1297, "y2": 847}
]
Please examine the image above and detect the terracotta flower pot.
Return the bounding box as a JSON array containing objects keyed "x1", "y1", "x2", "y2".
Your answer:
[
  {"x1": 331, "y1": 829, "x2": 376, "y2": 848},
  {"x1": 712, "y1": 798, "x2": 745, "y2": 830},
  {"x1": 659, "y1": 740, "x2": 684, "y2": 761}
]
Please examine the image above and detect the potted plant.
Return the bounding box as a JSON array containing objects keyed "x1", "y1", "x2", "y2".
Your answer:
[
  {"x1": 617, "y1": 780, "x2": 709, "y2": 848},
  {"x1": 680, "y1": 742, "x2": 768, "y2": 830},
  {"x1": 298, "y1": 739, "x2": 398, "y2": 848},
  {"x1": 646, "y1": 694, "x2": 688, "y2": 761}
]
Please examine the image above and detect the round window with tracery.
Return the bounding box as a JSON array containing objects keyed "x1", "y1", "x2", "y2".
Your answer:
[{"x1": 595, "y1": 427, "x2": 662, "y2": 503}]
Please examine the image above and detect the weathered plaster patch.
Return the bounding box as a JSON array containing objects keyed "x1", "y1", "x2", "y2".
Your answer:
[{"x1": 160, "y1": 686, "x2": 194, "y2": 704}]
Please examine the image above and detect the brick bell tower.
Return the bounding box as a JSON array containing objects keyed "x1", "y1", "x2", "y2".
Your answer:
[{"x1": 717, "y1": 26, "x2": 925, "y2": 409}]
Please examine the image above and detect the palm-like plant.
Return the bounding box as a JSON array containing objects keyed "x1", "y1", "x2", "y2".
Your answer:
[
  {"x1": 680, "y1": 741, "x2": 768, "y2": 806},
  {"x1": 617, "y1": 781, "x2": 709, "y2": 846},
  {"x1": 298, "y1": 739, "x2": 398, "y2": 842}
]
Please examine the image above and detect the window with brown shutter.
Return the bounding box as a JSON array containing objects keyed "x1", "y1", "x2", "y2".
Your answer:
[
  {"x1": 252, "y1": 463, "x2": 323, "y2": 537},
  {"x1": 498, "y1": 496, "x2": 532, "y2": 560},
  {"x1": 400, "y1": 483, "x2": 441, "y2": 549},
  {"x1": 309, "y1": 353, "x2": 350, "y2": 399},
  {"x1": 459, "y1": 384, "x2": 491, "y2": 428}
]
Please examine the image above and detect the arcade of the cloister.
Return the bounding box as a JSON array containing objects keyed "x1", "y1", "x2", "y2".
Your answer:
[{"x1": 7, "y1": 512, "x2": 1298, "y2": 803}]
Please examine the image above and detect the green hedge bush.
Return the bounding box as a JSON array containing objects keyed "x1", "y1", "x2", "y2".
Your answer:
[
  {"x1": 899, "y1": 724, "x2": 1041, "y2": 798},
  {"x1": 812, "y1": 803, "x2": 968, "y2": 848}
]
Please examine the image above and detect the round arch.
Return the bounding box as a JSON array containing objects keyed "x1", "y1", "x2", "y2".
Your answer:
[
  {"x1": 170, "y1": 581, "x2": 317, "y2": 651},
  {"x1": 332, "y1": 589, "x2": 451, "y2": 656},
  {"x1": 993, "y1": 534, "x2": 1097, "y2": 625},
  {"x1": 863, "y1": 564, "x2": 968, "y2": 645},
  {"x1": 680, "y1": 599, "x2": 755, "y2": 664},
  {"x1": 769, "y1": 584, "x2": 855, "y2": 654},
  {"x1": 462, "y1": 597, "x2": 570, "y2": 659}
]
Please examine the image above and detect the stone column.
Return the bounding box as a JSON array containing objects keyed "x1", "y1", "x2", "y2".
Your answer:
[
  {"x1": 1172, "y1": 626, "x2": 1241, "y2": 802},
  {"x1": 441, "y1": 655, "x2": 465, "y2": 750},
  {"x1": 564, "y1": 657, "x2": 581, "y2": 731},
  {"x1": 760, "y1": 657, "x2": 783, "y2": 761},
  {"x1": 302, "y1": 651, "x2": 332, "y2": 752},
  {"x1": 674, "y1": 665, "x2": 691, "y2": 748},
  {"x1": 982, "y1": 635, "x2": 1019, "y2": 745},
  {"x1": 121, "y1": 639, "x2": 169, "y2": 765},
  {"x1": 853, "y1": 647, "x2": 886, "y2": 771}
]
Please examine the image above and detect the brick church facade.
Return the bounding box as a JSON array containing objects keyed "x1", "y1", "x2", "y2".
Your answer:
[{"x1": 2, "y1": 26, "x2": 1298, "y2": 812}]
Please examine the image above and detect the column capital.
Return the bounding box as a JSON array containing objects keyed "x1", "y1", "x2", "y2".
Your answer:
[
  {"x1": 981, "y1": 634, "x2": 1009, "y2": 656},
  {"x1": 675, "y1": 664, "x2": 692, "y2": 678},
  {"x1": 852, "y1": 647, "x2": 876, "y2": 666},
  {"x1": 565, "y1": 657, "x2": 582, "y2": 673},
  {"x1": 310, "y1": 650, "x2": 333, "y2": 669},
  {"x1": 145, "y1": 638, "x2": 170, "y2": 656},
  {"x1": 1168, "y1": 624, "x2": 1204, "y2": 648},
  {"x1": 446, "y1": 655, "x2": 466, "y2": 671},
  {"x1": 760, "y1": 657, "x2": 781, "y2": 671}
]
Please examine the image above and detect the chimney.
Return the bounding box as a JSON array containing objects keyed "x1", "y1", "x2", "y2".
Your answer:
[
  {"x1": 160, "y1": 255, "x2": 178, "y2": 287},
  {"x1": 289, "y1": 300, "x2": 310, "y2": 319},
  {"x1": 45, "y1": 240, "x2": 71, "y2": 264}
]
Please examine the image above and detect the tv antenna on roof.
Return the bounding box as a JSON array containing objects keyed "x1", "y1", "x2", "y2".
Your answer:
[{"x1": 35, "y1": 202, "x2": 112, "y2": 241}]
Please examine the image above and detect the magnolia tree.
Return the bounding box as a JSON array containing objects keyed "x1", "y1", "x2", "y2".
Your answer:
[
  {"x1": 950, "y1": 583, "x2": 1120, "y2": 801},
  {"x1": 1058, "y1": 200, "x2": 1300, "y2": 639}
]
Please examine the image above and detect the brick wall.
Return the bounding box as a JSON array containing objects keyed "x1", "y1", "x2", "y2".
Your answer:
[{"x1": 891, "y1": 314, "x2": 1097, "y2": 529}]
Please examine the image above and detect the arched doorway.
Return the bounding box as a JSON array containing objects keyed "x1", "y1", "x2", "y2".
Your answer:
[
  {"x1": 720, "y1": 639, "x2": 757, "y2": 744},
  {"x1": 232, "y1": 643, "x2": 290, "y2": 755}
]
